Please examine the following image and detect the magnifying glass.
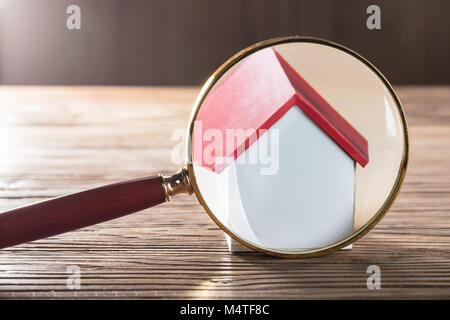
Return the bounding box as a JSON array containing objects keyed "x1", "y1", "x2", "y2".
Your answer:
[{"x1": 0, "y1": 37, "x2": 408, "y2": 257}]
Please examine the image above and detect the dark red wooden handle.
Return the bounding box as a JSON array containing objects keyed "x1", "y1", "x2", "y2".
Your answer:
[{"x1": 0, "y1": 176, "x2": 166, "y2": 249}]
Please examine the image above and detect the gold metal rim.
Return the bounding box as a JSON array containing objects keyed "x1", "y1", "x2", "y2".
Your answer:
[{"x1": 185, "y1": 36, "x2": 409, "y2": 258}]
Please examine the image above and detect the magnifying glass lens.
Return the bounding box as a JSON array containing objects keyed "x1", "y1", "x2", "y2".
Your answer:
[{"x1": 190, "y1": 41, "x2": 406, "y2": 254}]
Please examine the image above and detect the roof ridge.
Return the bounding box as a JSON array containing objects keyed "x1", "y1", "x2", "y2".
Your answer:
[{"x1": 272, "y1": 48, "x2": 369, "y2": 166}]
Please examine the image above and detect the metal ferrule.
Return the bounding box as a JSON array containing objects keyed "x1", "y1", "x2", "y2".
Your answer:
[{"x1": 161, "y1": 168, "x2": 193, "y2": 201}]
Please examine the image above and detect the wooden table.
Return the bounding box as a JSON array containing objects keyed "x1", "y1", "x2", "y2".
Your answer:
[{"x1": 0, "y1": 86, "x2": 448, "y2": 299}]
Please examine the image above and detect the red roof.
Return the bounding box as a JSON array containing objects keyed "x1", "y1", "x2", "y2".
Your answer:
[{"x1": 193, "y1": 47, "x2": 369, "y2": 173}]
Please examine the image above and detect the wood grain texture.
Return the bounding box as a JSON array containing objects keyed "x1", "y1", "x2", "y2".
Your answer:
[
  {"x1": 0, "y1": 86, "x2": 449, "y2": 299},
  {"x1": 2, "y1": 1, "x2": 450, "y2": 85}
]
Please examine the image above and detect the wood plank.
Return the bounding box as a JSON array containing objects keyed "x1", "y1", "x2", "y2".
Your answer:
[
  {"x1": 2, "y1": 1, "x2": 450, "y2": 85},
  {"x1": 0, "y1": 85, "x2": 449, "y2": 299}
]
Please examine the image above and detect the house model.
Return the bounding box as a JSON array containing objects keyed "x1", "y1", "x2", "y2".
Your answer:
[{"x1": 192, "y1": 47, "x2": 369, "y2": 250}]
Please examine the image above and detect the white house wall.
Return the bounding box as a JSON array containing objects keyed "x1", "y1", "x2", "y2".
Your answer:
[{"x1": 193, "y1": 105, "x2": 355, "y2": 250}]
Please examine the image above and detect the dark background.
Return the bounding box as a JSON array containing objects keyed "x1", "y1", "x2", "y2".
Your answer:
[{"x1": 0, "y1": 0, "x2": 449, "y2": 85}]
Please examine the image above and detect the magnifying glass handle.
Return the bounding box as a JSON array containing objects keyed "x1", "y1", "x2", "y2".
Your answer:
[{"x1": 0, "y1": 175, "x2": 167, "y2": 249}]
